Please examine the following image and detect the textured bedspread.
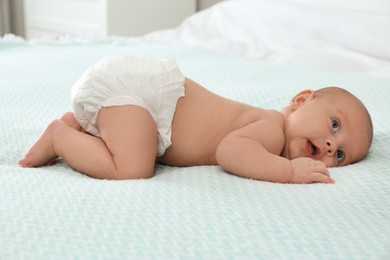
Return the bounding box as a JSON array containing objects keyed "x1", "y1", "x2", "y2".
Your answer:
[{"x1": 0, "y1": 40, "x2": 389, "y2": 259}]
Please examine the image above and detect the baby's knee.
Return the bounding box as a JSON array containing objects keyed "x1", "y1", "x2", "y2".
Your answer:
[{"x1": 60, "y1": 112, "x2": 82, "y2": 131}]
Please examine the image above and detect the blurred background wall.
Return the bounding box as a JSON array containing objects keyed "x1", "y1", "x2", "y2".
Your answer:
[{"x1": 0, "y1": 0, "x2": 223, "y2": 38}]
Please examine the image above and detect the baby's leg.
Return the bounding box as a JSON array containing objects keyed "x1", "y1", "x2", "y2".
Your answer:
[
  {"x1": 60, "y1": 112, "x2": 83, "y2": 132},
  {"x1": 93, "y1": 105, "x2": 158, "y2": 179},
  {"x1": 20, "y1": 105, "x2": 158, "y2": 180},
  {"x1": 47, "y1": 112, "x2": 84, "y2": 165}
]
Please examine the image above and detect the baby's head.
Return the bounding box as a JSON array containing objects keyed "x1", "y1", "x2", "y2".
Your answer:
[{"x1": 281, "y1": 86, "x2": 373, "y2": 167}]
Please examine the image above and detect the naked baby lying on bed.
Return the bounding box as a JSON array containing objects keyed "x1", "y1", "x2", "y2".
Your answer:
[{"x1": 19, "y1": 55, "x2": 373, "y2": 184}]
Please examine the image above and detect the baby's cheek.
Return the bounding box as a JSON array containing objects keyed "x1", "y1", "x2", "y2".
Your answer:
[{"x1": 320, "y1": 157, "x2": 335, "y2": 168}]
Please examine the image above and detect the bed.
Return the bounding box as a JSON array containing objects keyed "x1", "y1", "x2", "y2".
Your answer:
[{"x1": 1, "y1": 0, "x2": 389, "y2": 258}]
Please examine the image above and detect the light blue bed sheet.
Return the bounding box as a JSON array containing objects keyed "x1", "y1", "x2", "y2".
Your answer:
[{"x1": 0, "y1": 40, "x2": 389, "y2": 259}]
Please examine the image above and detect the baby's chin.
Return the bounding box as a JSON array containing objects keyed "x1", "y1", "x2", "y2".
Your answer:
[{"x1": 282, "y1": 144, "x2": 306, "y2": 160}]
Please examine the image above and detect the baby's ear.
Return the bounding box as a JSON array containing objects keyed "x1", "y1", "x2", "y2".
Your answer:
[{"x1": 289, "y1": 89, "x2": 314, "y2": 110}]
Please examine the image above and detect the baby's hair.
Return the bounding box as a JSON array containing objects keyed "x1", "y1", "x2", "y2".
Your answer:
[{"x1": 315, "y1": 86, "x2": 373, "y2": 160}]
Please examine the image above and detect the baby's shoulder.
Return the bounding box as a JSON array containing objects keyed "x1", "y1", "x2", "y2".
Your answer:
[
  {"x1": 239, "y1": 107, "x2": 284, "y2": 128},
  {"x1": 244, "y1": 110, "x2": 285, "y2": 154}
]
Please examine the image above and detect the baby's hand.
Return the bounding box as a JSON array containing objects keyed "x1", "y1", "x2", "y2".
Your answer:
[{"x1": 290, "y1": 158, "x2": 335, "y2": 184}]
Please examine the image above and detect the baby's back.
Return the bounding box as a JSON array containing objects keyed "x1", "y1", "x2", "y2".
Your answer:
[{"x1": 157, "y1": 78, "x2": 278, "y2": 166}]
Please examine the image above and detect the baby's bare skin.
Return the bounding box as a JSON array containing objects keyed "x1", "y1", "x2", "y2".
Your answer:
[
  {"x1": 19, "y1": 77, "x2": 372, "y2": 183},
  {"x1": 158, "y1": 78, "x2": 284, "y2": 166}
]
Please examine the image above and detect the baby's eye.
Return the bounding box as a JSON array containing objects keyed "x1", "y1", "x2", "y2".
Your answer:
[
  {"x1": 336, "y1": 150, "x2": 344, "y2": 162},
  {"x1": 331, "y1": 119, "x2": 340, "y2": 133}
]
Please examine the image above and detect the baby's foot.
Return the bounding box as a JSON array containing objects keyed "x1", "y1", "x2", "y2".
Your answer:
[
  {"x1": 19, "y1": 113, "x2": 82, "y2": 167},
  {"x1": 19, "y1": 120, "x2": 64, "y2": 168}
]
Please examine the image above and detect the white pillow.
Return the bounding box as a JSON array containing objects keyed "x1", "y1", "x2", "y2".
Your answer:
[{"x1": 143, "y1": 0, "x2": 390, "y2": 75}]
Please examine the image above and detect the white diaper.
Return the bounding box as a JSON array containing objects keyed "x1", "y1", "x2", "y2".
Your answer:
[{"x1": 71, "y1": 55, "x2": 185, "y2": 156}]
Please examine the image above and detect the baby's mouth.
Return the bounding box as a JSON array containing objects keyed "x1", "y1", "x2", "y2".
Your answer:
[{"x1": 307, "y1": 141, "x2": 318, "y2": 157}]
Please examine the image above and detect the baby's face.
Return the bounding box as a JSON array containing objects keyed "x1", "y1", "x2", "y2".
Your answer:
[{"x1": 282, "y1": 91, "x2": 371, "y2": 167}]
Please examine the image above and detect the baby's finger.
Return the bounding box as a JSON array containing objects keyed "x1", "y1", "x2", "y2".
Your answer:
[
  {"x1": 313, "y1": 162, "x2": 330, "y2": 177},
  {"x1": 313, "y1": 172, "x2": 335, "y2": 184}
]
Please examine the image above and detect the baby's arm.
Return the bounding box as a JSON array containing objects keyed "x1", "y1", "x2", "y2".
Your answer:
[{"x1": 215, "y1": 121, "x2": 334, "y2": 184}]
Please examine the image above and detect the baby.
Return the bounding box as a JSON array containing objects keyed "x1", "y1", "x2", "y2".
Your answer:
[{"x1": 19, "y1": 55, "x2": 373, "y2": 184}]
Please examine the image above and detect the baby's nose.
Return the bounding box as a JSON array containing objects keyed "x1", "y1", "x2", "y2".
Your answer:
[{"x1": 326, "y1": 138, "x2": 337, "y2": 155}]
